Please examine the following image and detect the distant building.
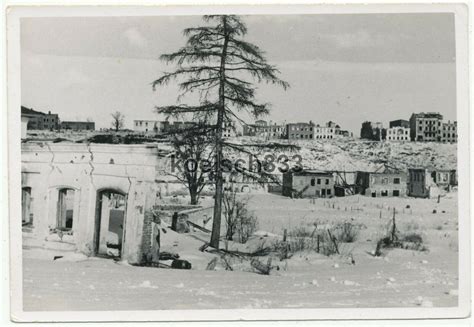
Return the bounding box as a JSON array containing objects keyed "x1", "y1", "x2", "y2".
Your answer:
[
  {"x1": 389, "y1": 119, "x2": 410, "y2": 128},
  {"x1": 409, "y1": 112, "x2": 443, "y2": 142},
  {"x1": 356, "y1": 166, "x2": 407, "y2": 197},
  {"x1": 337, "y1": 130, "x2": 352, "y2": 137},
  {"x1": 61, "y1": 121, "x2": 95, "y2": 131},
  {"x1": 282, "y1": 170, "x2": 334, "y2": 198},
  {"x1": 133, "y1": 120, "x2": 164, "y2": 134},
  {"x1": 360, "y1": 121, "x2": 386, "y2": 141},
  {"x1": 386, "y1": 126, "x2": 410, "y2": 141},
  {"x1": 222, "y1": 121, "x2": 236, "y2": 138},
  {"x1": 286, "y1": 122, "x2": 314, "y2": 140},
  {"x1": 243, "y1": 120, "x2": 285, "y2": 139},
  {"x1": 133, "y1": 120, "x2": 198, "y2": 135},
  {"x1": 21, "y1": 106, "x2": 59, "y2": 130},
  {"x1": 440, "y1": 121, "x2": 457, "y2": 143},
  {"x1": 314, "y1": 121, "x2": 341, "y2": 140},
  {"x1": 408, "y1": 168, "x2": 455, "y2": 198}
]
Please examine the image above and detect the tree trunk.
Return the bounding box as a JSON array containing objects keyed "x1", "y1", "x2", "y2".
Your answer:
[
  {"x1": 190, "y1": 193, "x2": 198, "y2": 205},
  {"x1": 210, "y1": 16, "x2": 229, "y2": 249},
  {"x1": 189, "y1": 182, "x2": 198, "y2": 205}
]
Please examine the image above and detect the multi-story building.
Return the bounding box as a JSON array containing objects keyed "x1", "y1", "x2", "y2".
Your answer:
[
  {"x1": 440, "y1": 121, "x2": 457, "y2": 143},
  {"x1": 389, "y1": 119, "x2": 410, "y2": 128},
  {"x1": 314, "y1": 121, "x2": 340, "y2": 140},
  {"x1": 243, "y1": 120, "x2": 285, "y2": 139},
  {"x1": 409, "y1": 112, "x2": 443, "y2": 142},
  {"x1": 286, "y1": 122, "x2": 314, "y2": 140},
  {"x1": 61, "y1": 121, "x2": 95, "y2": 131},
  {"x1": 386, "y1": 126, "x2": 410, "y2": 141},
  {"x1": 360, "y1": 121, "x2": 386, "y2": 141},
  {"x1": 21, "y1": 106, "x2": 59, "y2": 131}
]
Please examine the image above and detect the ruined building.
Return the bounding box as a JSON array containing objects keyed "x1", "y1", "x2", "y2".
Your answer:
[
  {"x1": 409, "y1": 112, "x2": 443, "y2": 142},
  {"x1": 282, "y1": 170, "x2": 335, "y2": 198},
  {"x1": 355, "y1": 166, "x2": 407, "y2": 197},
  {"x1": 408, "y1": 168, "x2": 457, "y2": 198},
  {"x1": 21, "y1": 142, "x2": 171, "y2": 264}
]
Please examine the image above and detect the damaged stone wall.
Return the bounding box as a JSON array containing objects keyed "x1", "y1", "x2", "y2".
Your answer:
[{"x1": 21, "y1": 142, "x2": 168, "y2": 264}]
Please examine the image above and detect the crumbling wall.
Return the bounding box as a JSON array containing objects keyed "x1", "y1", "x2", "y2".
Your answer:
[{"x1": 21, "y1": 142, "x2": 166, "y2": 264}]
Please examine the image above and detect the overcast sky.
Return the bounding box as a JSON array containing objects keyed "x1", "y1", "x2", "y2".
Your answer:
[{"x1": 21, "y1": 14, "x2": 456, "y2": 133}]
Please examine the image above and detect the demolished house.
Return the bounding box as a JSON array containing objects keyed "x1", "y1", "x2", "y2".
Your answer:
[
  {"x1": 408, "y1": 168, "x2": 457, "y2": 198},
  {"x1": 355, "y1": 165, "x2": 407, "y2": 197},
  {"x1": 332, "y1": 171, "x2": 358, "y2": 197},
  {"x1": 21, "y1": 141, "x2": 179, "y2": 265},
  {"x1": 282, "y1": 170, "x2": 335, "y2": 198}
]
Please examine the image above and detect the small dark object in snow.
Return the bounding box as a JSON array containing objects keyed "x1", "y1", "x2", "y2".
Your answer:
[
  {"x1": 159, "y1": 252, "x2": 179, "y2": 261},
  {"x1": 442, "y1": 210, "x2": 446, "y2": 213},
  {"x1": 432, "y1": 209, "x2": 437, "y2": 214},
  {"x1": 53, "y1": 256, "x2": 63, "y2": 261},
  {"x1": 171, "y1": 259, "x2": 192, "y2": 270},
  {"x1": 406, "y1": 205, "x2": 410, "y2": 209}
]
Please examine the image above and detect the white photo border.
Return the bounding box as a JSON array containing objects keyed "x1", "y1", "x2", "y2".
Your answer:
[{"x1": 6, "y1": 3, "x2": 471, "y2": 322}]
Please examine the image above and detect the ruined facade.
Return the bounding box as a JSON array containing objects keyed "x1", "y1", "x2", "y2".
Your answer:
[
  {"x1": 409, "y1": 112, "x2": 443, "y2": 142},
  {"x1": 21, "y1": 142, "x2": 170, "y2": 264},
  {"x1": 386, "y1": 126, "x2": 410, "y2": 141},
  {"x1": 60, "y1": 121, "x2": 96, "y2": 131},
  {"x1": 286, "y1": 122, "x2": 315, "y2": 140},
  {"x1": 408, "y1": 168, "x2": 457, "y2": 198},
  {"x1": 356, "y1": 167, "x2": 407, "y2": 197},
  {"x1": 282, "y1": 170, "x2": 335, "y2": 198}
]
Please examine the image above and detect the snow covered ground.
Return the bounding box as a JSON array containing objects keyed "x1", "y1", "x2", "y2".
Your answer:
[{"x1": 22, "y1": 192, "x2": 459, "y2": 311}]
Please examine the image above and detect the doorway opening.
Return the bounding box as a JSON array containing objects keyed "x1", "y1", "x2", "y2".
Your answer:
[
  {"x1": 94, "y1": 190, "x2": 127, "y2": 259},
  {"x1": 22, "y1": 187, "x2": 32, "y2": 226},
  {"x1": 57, "y1": 188, "x2": 76, "y2": 231}
]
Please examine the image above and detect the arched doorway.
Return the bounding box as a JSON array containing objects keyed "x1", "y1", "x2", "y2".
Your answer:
[{"x1": 94, "y1": 189, "x2": 127, "y2": 259}]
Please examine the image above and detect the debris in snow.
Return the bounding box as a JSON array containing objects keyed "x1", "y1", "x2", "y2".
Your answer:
[
  {"x1": 421, "y1": 260, "x2": 429, "y2": 264},
  {"x1": 311, "y1": 279, "x2": 319, "y2": 286},
  {"x1": 171, "y1": 259, "x2": 192, "y2": 270},
  {"x1": 330, "y1": 276, "x2": 336, "y2": 282},
  {"x1": 387, "y1": 277, "x2": 396, "y2": 282},
  {"x1": 333, "y1": 263, "x2": 339, "y2": 268}
]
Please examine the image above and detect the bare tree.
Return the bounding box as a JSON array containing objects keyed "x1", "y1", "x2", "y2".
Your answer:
[
  {"x1": 169, "y1": 126, "x2": 214, "y2": 205},
  {"x1": 153, "y1": 15, "x2": 288, "y2": 249},
  {"x1": 111, "y1": 111, "x2": 125, "y2": 132},
  {"x1": 223, "y1": 183, "x2": 257, "y2": 243}
]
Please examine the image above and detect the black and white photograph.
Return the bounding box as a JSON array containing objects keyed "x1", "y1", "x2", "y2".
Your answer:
[{"x1": 5, "y1": 3, "x2": 471, "y2": 322}]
